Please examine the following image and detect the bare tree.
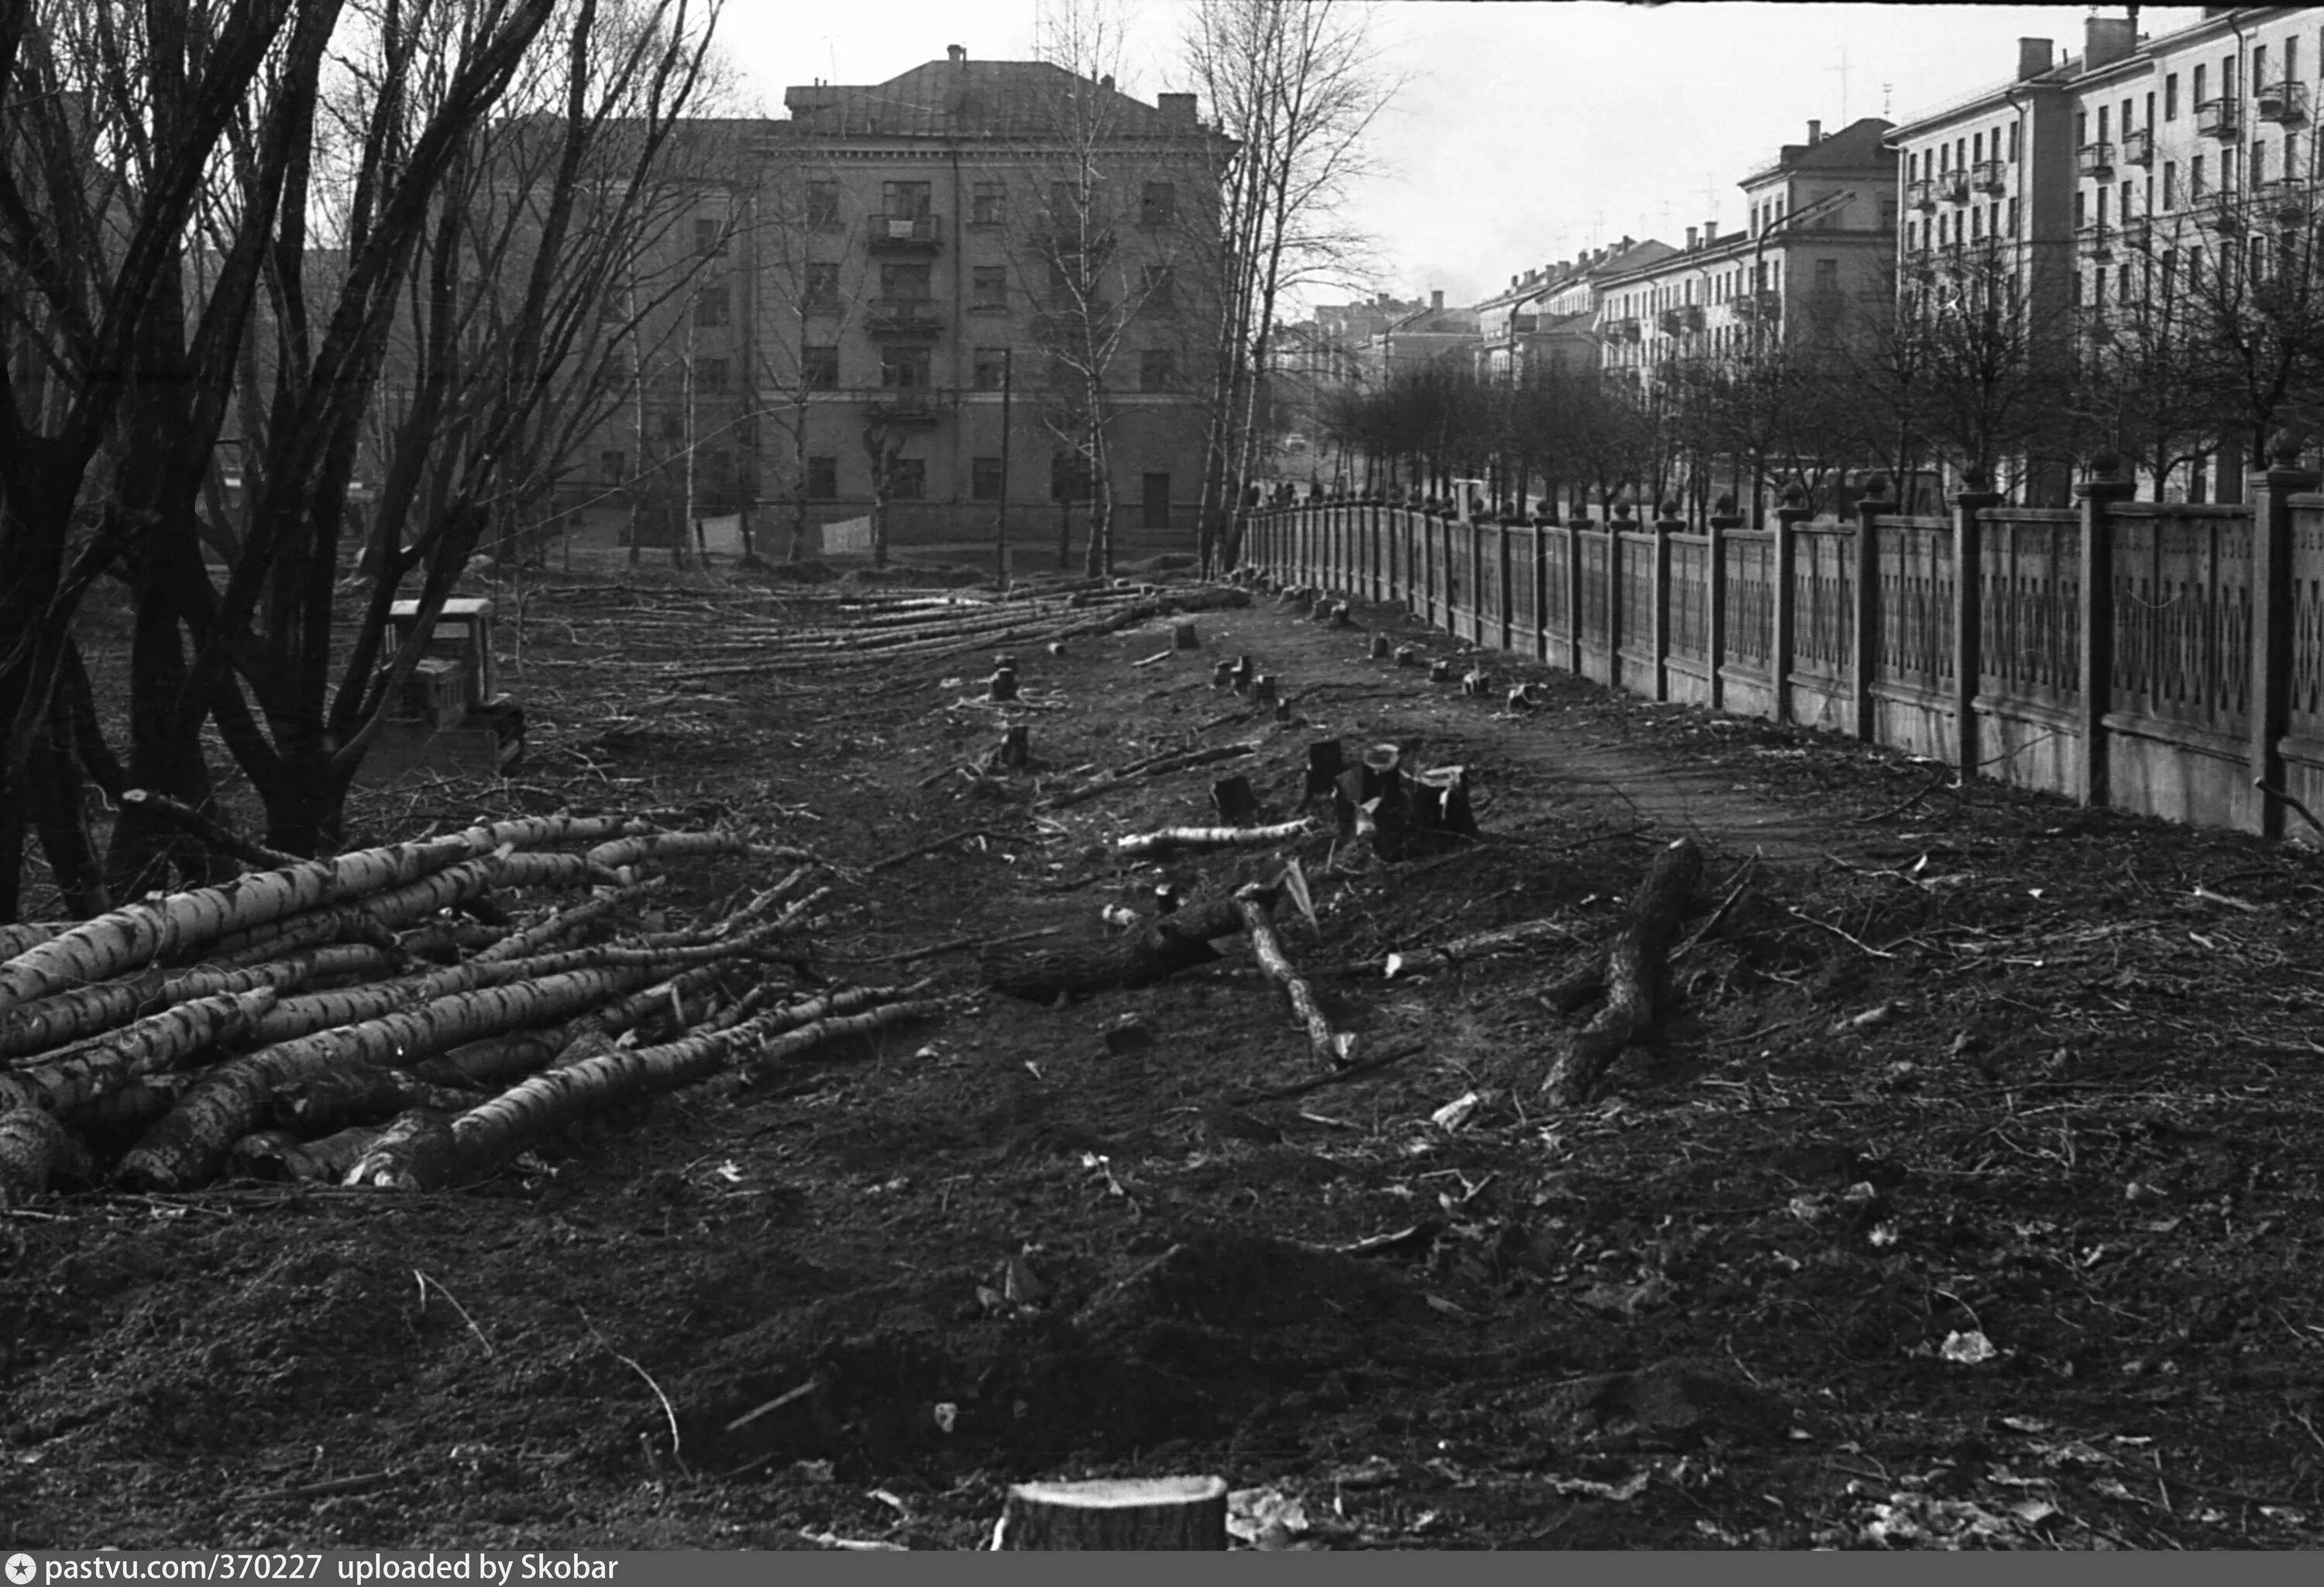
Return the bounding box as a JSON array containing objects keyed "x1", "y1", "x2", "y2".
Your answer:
[{"x1": 1182, "y1": 0, "x2": 1396, "y2": 570}]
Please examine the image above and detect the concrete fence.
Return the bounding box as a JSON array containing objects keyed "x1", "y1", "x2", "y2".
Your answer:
[{"x1": 1244, "y1": 454, "x2": 2324, "y2": 844}]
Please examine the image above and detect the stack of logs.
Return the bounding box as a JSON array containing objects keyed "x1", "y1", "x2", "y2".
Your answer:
[{"x1": 0, "y1": 812, "x2": 943, "y2": 1201}]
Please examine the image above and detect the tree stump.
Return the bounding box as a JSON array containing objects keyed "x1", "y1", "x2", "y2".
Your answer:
[
  {"x1": 1368, "y1": 632, "x2": 1391, "y2": 660},
  {"x1": 1304, "y1": 738, "x2": 1346, "y2": 799},
  {"x1": 988, "y1": 667, "x2": 1019, "y2": 702},
  {"x1": 1273, "y1": 696, "x2": 1294, "y2": 723},
  {"x1": 1413, "y1": 764, "x2": 1478, "y2": 838},
  {"x1": 1395, "y1": 644, "x2": 1419, "y2": 667},
  {"x1": 1251, "y1": 675, "x2": 1278, "y2": 706},
  {"x1": 987, "y1": 724, "x2": 1032, "y2": 773},
  {"x1": 1231, "y1": 655, "x2": 1257, "y2": 692},
  {"x1": 1212, "y1": 659, "x2": 1235, "y2": 688},
  {"x1": 1173, "y1": 620, "x2": 1202, "y2": 650},
  {"x1": 1461, "y1": 667, "x2": 1492, "y2": 697},
  {"x1": 994, "y1": 1475, "x2": 1229, "y2": 1551},
  {"x1": 993, "y1": 651, "x2": 1019, "y2": 672},
  {"x1": 1322, "y1": 600, "x2": 1351, "y2": 627},
  {"x1": 1428, "y1": 658, "x2": 1456, "y2": 683},
  {"x1": 1211, "y1": 774, "x2": 1260, "y2": 826}
]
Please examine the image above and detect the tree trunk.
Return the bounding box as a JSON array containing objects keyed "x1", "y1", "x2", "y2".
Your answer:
[{"x1": 995, "y1": 1476, "x2": 1229, "y2": 1551}]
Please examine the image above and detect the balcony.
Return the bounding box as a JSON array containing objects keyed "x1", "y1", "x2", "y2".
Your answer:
[
  {"x1": 1907, "y1": 177, "x2": 1937, "y2": 211},
  {"x1": 2259, "y1": 177, "x2": 2311, "y2": 220},
  {"x1": 1939, "y1": 239, "x2": 1968, "y2": 273},
  {"x1": 2077, "y1": 222, "x2": 2113, "y2": 260},
  {"x1": 865, "y1": 393, "x2": 941, "y2": 425},
  {"x1": 864, "y1": 298, "x2": 943, "y2": 338},
  {"x1": 2195, "y1": 98, "x2": 2240, "y2": 139},
  {"x1": 2076, "y1": 142, "x2": 2114, "y2": 178},
  {"x1": 1971, "y1": 160, "x2": 2007, "y2": 194},
  {"x1": 1906, "y1": 251, "x2": 1937, "y2": 280},
  {"x1": 2257, "y1": 78, "x2": 2310, "y2": 124},
  {"x1": 865, "y1": 215, "x2": 940, "y2": 253},
  {"x1": 1731, "y1": 290, "x2": 1782, "y2": 321},
  {"x1": 2119, "y1": 214, "x2": 2153, "y2": 251},
  {"x1": 1607, "y1": 315, "x2": 1641, "y2": 341},
  {"x1": 2122, "y1": 126, "x2": 2154, "y2": 167},
  {"x1": 2209, "y1": 194, "x2": 2248, "y2": 233},
  {"x1": 1936, "y1": 170, "x2": 1970, "y2": 204},
  {"x1": 1657, "y1": 304, "x2": 1704, "y2": 335}
]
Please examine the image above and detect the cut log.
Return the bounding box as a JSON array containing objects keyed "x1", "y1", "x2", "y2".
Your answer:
[
  {"x1": 395, "y1": 920, "x2": 510, "y2": 963},
  {"x1": 1112, "y1": 819, "x2": 1312, "y2": 860},
  {"x1": 1384, "y1": 916, "x2": 1580, "y2": 978},
  {"x1": 994, "y1": 1475, "x2": 1229, "y2": 1551},
  {"x1": 985, "y1": 898, "x2": 1246, "y2": 1000},
  {"x1": 1542, "y1": 837, "x2": 1703, "y2": 1104},
  {"x1": 1039, "y1": 742, "x2": 1257, "y2": 811},
  {"x1": 1210, "y1": 775, "x2": 1260, "y2": 826},
  {"x1": 0, "y1": 923, "x2": 73, "y2": 960},
  {"x1": 0, "y1": 830, "x2": 486, "y2": 1009},
  {"x1": 0, "y1": 988, "x2": 281, "y2": 1118},
  {"x1": 205, "y1": 854, "x2": 504, "y2": 964},
  {"x1": 0, "y1": 943, "x2": 389, "y2": 1062},
  {"x1": 116, "y1": 963, "x2": 664, "y2": 1191},
  {"x1": 411, "y1": 1030, "x2": 573, "y2": 1090},
  {"x1": 270, "y1": 1068, "x2": 484, "y2": 1134},
  {"x1": 1234, "y1": 883, "x2": 1354, "y2": 1066},
  {"x1": 1172, "y1": 620, "x2": 1202, "y2": 650},
  {"x1": 0, "y1": 1106, "x2": 84, "y2": 1203}
]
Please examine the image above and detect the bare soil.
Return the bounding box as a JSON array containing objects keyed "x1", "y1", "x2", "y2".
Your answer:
[{"x1": 5, "y1": 559, "x2": 2324, "y2": 1551}]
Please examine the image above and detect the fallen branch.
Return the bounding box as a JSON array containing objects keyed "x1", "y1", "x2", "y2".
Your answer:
[
  {"x1": 1384, "y1": 916, "x2": 1576, "y2": 979},
  {"x1": 118, "y1": 789, "x2": 302, "y2": 871},
  {"x1": 1542, "y1": 838, "x2": 1702, "y2": 1103},
  {"x1": 866, "y1": 827, "x2": 1034, "y2": 875},
  {"x1": 1112, "y1": 819, "x2": 1312, "y2": 860},
  {"x1": 1234, "y1": 882, "x2": 1354, "y2": 1066},
  {"x1": 985, "y1": 898, "x2": 1246, "y2": 1000}
]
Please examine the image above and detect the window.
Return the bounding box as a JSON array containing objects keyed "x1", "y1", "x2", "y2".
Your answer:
[
  {"x1": 2075, "y1": 190, "x2": 2086, "y2": 228},
  {"x1": 888, "y1": 458, "x2": 925, "y2": 500},
  {"x1": 806, "y1": 455, "x2": 837, "y2": 499},
  {"x1": 2165, "y1": 74, "x2": 2180, "y2": 120},
  {"x1": 1973, "y1": 131, "x2": 1985, "y2": 163},
  {"x1": 2256, "y1": 141, "x2": 2269, "y2": 185},
  {"x1": 971, "y1": 346, "x2": 1009, "y2": 390},
  {"x1": 1141, "y1": 264, "x2": 1175, "y2": 309},
  {"x1": 1814, "y1": 258, "x2": 1839, "y2": 290},
  {"x1": 1140, "y1": 347, "x2": 1177, "y2": 390},
  {"x1": 2009, "y1": 121, "x2": 2021, "y2": 160},
  {"x1": 803, "y1": 345, "x2": 839, "y2": 390},
  {"x1": 2255, "y1": 44, "x2": 2268, "y2": 91},
  {"x1": 804, "y1": 263, "x2": 839, "y2": 307},
  {"x1": 1140, "y1": 181, "x2": 1176, "y2": 225},
  {"x1": 600, "y1": 449, "x2": 626, "y2": 484},
  {"x1": 2192, "y1": 153, "x2": 2206, "y2": 198},
  {"x1": 971, "y1": 456, "x2": 1005, "y2": 501},
  {"x1": 2076, "y1": 111, "x2": 2089, "y2": 145},
  {"x1": 2096, "y1": 107, "x2": 2109, "y2": 143},
  {"x1": 971, "y1": 182, "x2": 1006, "y2": 225},
  {"x1": 2164, "y1": 160, "x2": 2178, "y2": 208},
  {"x1": 695, "y1": 216, "x2": 727, "y2": 256},
  {"x1": 2289, "y1": 36, "x2": 2301, "y2": 81},
  {"x1": 696, "y1": 357, "x2": 728, "y2": 392},
  {"x1": 2223, "y1": 146, "x2": 2238, "y2": 191},
  {"x1": 693, "y1": 286, "x2": 728, "y2": 326},
  {"x1": 2193, "y1": 64, "x2": 2206, "y2": 107},
  {"x1": 882, "y1": 180, "x2": 932, "y2": 220},
  {"x1": 879, "y1": 261, "x2": 932, "y2": 301},
  {"x1": 971, "y1": 266, "x2": 1008, "y2": 307},
  {"x1": 806, "y1": 180, "x2": 841, "y2": 225},
  {"x1": 879, "y1": 345, "x2": 930, "y2": 389}
]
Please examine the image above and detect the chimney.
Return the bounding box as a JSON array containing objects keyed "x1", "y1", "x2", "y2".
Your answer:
[
  {"x1": 2085, "y1": 15, "x2": 2135, "y2": 70},
  {"x1": 1156, "y1": 91, "x2": 1197, "y2": 125},
  {"x1": 1807, "y1": 119, "x2": 1823, "y2": 144},
  {"x1": 1100, "y1": 74, "x2": 1115, "y2": 91},
  {"x1": 947, "y1": 43, "x2": 965, "y2": 63},
  {"x1": 1431, "y1": 289, "x2": 1444, "y2": 312},
  {"x1": 1686, "y1": 225, "x2": 1699, "y2": 249},
  {"x1": 2017, "y1": 37, "x2": 2054, "y2": 80}
]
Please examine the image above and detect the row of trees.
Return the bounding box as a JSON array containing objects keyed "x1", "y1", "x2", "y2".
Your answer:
[{"x1": 1316, "y1": 178, "x2": 2324, "y2": 525}]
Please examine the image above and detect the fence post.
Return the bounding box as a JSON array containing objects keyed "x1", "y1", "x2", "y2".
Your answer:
[
  {"x1": 1498, "y1": 517, "x2": 1516, "y2": 652},
  {"x1": 1708, "y1": 493, "x2": 1742, "y2": 713},
  {"x1": 1952, "y1": 473, "x2": 2005, "y2": 783},
  {"x1": 1652, "y1": 499, "x2": 1683, "y2": 703},
  {"x1": 1564, "y1": 509, "x2": 1587, "y2": 676},
  {"x1": 1772, "y1": 484, "x2": 1813, "y2": 724},
  {"x1": 1851, "y1": 475, "x2": 1893, "y2": 744},
  {"x1": 2074, "y1": 460, "x2": 2133, "y2": 809},
  {"x1": 2250, "y1": 432, "x2": 2321, "y2": 836},
  {"x1": 1532, "y1": 510, "x2": 1553, "y2": 661}
]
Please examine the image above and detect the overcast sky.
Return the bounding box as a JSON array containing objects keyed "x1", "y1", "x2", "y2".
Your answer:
[{"x1": 718, "y1": 2, "x2": 2206, "y2": 311}]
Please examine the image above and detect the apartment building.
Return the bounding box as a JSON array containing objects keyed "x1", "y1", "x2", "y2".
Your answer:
[
  {"x1": 1474, "y1": 238, "x2": 1676, "y2": 382},
  {"x1": 1597, "y1": 118, "x2": 1896, "y2": 392},
  {"x1": 580, "y1": 48, "x2": 1229, "y2": 551}
]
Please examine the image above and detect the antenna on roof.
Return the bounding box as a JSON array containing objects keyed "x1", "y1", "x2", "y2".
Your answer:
[{"x1": 1827, "y1": 43, "x2": 1850, "y2": 124}]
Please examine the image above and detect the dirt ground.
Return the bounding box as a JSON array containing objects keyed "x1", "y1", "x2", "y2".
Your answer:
[{"x1": 5, "y1": 556, "x2": 2324, "y2": 1551}]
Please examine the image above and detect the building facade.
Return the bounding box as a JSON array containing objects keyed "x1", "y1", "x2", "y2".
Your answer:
[{"x1": 581, "y1": 48, "x2": 1229, "y2": 555}]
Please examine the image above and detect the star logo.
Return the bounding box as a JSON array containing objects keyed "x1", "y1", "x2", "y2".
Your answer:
[{"x1": 5, "y1": 1554, "x2": 37, "y2": 1585}]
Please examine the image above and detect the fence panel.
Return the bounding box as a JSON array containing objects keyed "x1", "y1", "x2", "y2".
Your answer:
[
  {"x1": 2293, "y1": 500, "x2": 2324, "y2": 743},
  {"x1": 1475, "y1": 524, "x2": 1504, "y2": 648},
  {"x1": 1576, "y1": 529, "x2": 1613, "y2": 658},
  {"x1": 1618, "y1": 531, "x2": 1656, "y2": 665},
  {"x1": 2110, "y1": 505, "x2": 2252, "y2": 740},
  {"x1": 1792, "y1": 524, "x2": 1856, "y2": 683},
  {"x1": 1507, "y1": 524, "x2": 1538, "y2": 652},
  {"x1": 1873, "y1": 517, "x2": 1953, "y2": 695},
  {"x1": 1444, "y1": 518, "x2": 1473, "y2": 641},
  {"x1": 1542, "y1": 526, "x2": 1573, "y2": 654},
  {"x1": 1668, "y1": 534, "x2": 1710, "y2": 663},
  {"x1": 1978, "y1": 508, "x2": 2081, "y2": 713},
  {"x1": 1723, "y1": 528, "x2": 1776, "y2": 673}
]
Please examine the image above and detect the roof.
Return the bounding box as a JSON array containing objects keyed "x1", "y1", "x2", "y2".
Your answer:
[
  {"x1": 1740, "y1": 116, "x2": 1896, "y2": 185},
  {"x1": 782, "y1": 59, "x2": 1199, "y2": 139}
]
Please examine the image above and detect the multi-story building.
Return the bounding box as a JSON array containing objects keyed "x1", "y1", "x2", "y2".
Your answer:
[
  {"x1": 583, "y1": 47, "x2": 1229, "y2": 555},
  {"x1": 1597, "y1": 118, "x2": 1896, "y2": 393},
  {"x1": 1358, "y1": 290, "x2": 1483, "y2": 381},
  {"x1": 1474, "y1": 239, "x2": 1676, "y2": 382}
]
